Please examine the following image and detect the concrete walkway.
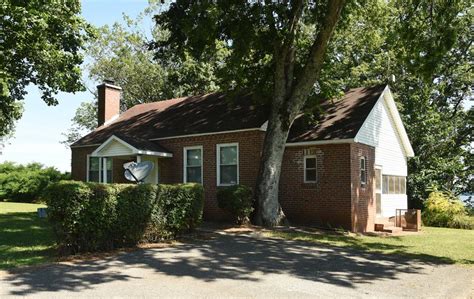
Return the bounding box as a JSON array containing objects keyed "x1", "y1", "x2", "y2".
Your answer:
[{"x1": 1, "y1": 230, "x2": 473, "y2": 298}]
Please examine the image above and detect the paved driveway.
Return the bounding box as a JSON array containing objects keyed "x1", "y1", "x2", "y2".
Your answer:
[{"x1": 1, "y1": 231, "x2": 473, "y2": 298}]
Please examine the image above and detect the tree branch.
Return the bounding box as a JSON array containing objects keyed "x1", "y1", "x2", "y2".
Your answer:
[{"x1": 288, "y1": 0, "x2": 345, "y2": 117}]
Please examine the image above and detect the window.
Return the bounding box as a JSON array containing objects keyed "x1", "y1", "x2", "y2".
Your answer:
[
  {"x1": 88, "y1": 156, "x2": 112, "y2": 183},
  {"x1": 360, "y1": 156, "x2": 367, "y2": 186},
  {"x1": 217, "y1": 143, "x2": 238, "y2": 186},
  {"x1": 382, "y1": 175, "x2": 406, "y2": 194},
  {"x1": 304, "y1": 155, "x2": 317, "y2": 183},
  {"x1": 184, "y1": 146, "x2": 202, "y2": 183},
  {"x1": 375, "y1": 168, "x2": 382, "y2": 192},
  {"x1": 88, "y1": 156, "x2": 101, "y2": 182}
]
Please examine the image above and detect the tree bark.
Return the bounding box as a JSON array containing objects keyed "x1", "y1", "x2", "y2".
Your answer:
[{"x1": 255, "y1": 0, "x2": 346, "y2": 227}]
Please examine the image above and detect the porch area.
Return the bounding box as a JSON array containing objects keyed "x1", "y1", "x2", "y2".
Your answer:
[{"x1": 87, "y1": 135, "x2": 173, "y2": 184}]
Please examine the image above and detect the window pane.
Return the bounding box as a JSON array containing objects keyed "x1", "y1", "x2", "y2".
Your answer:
[
  {"x1": 186, "y1": 149, "x2": 202, "y2": 166},
  {"x1": 187, "y1": 166, "x2": 202, "y2": 183},
  {"x1": 401, "y1": 177, "x2": 406, "y2": 194},
  {"x1": 394, "y1": 177, "x2": 400, "y2": 193},
  {"x1": 220, "y1": 165, "x2": 237, "y2": 185},
  {"x1": 375, "y1": 169, "x2": 381, "y2": 190},
  {"x1": 361, "y1": 170, "x2": 367, "y2": 184},
  {"x1": 306, "y1": 157, "x2": 316, "y2": 169},
  {"x1": 383, "y1": 175, "x2": 389, "y2": 194},
  {"x1": 360, "y1": 158, "x2": 365, "y2": 169},
  {"x1": 89, "y1": 171, "x2": 100, "y2": 182},
  {"x1": 106, "y1": 158, "x2": 112, "y2": 170},
  {"x1": 220, "y1": 146, "x2": 237, "y2": 165},
  {"x1": 389, "y1": 176, "x2": 395, "y2": 194},
  {"x1": 306, "y1": 169, "x2": 316, "y2": 182},
  {"x1": 90, "y1": 157, "x2": 100, "y2": 171}
]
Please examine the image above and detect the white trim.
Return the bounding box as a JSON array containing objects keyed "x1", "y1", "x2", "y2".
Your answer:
[
  {"x1": 360, "y1": 156, "x2": 367, "y2": 186},
  {"x1": 86, "y1": 154, "x2": 91, "y2": 182},
  {"x1": 90, "y1": 135, "x2": 173, "y2": 157},
  {"x1": 216, "y1": 143, "x2": 239, "y2": 186},
  {"x1": 150, "y1": 128, "x2": 263, "y2": 141},
  {"x1": 303, "y1": 154, "x2": 317, "y2": 183},
  {"x1": 183, "y1": 145, "x2": 203, "y2": 184},
  {"x1": 354, "y1": 85, "x2": 414, "y2": 157},
  {"x1": 286, "y1": 138, "x2": 354, "y2": 147}
]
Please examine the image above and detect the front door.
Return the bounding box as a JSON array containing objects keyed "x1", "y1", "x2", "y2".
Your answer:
[{"x1": 375, "y1": 167, "x2": 382, "y2": 216}]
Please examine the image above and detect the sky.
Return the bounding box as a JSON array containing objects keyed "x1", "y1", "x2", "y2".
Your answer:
[{"x1": 1, "y1": 0, "x2": 150, "y2": 172}]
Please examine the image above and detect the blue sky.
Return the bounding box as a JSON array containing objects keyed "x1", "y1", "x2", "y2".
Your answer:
[{"x1": 1, "y1": 0, "x2": 150, "y2": 171}]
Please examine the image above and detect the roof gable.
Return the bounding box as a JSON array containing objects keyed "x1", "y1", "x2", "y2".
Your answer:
[
  {"x1": 91, "y1": 135, "x2": 172, "y2": 157},
  {"x1": 354, "y1": 86, "x2": 414, "y2": 157}
]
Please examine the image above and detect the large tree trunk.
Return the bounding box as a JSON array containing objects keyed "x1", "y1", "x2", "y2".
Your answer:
[
  {"x1": 254, "y1": 0, "x2": 346, "y2": 227},
  {"x1": 254, "y1": 106, "x2": 292, "y2": 226}
]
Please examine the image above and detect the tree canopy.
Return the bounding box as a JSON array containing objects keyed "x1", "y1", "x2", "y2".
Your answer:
[
  {"x1": 62, "y1": 6, "x2": 225, "y2": 145},
  {"x1": 0, "y1": 0, "x2": 94, "y2": 137}
]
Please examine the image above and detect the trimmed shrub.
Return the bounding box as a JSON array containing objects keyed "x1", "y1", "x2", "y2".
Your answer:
[
  {"x1": 156, "y1": 184, "x2": 204, "y2": 239},
  {"x1": 0, "y1": 162, "x2": 70, "y2": 203},
  {"x1": 44, "y1": 181, "x2": 204, "y2": 253},
  {"x1": 423, "y1": 191, "x2": 473, "y2": 229},
  {"x1": 217, "y1": 184, "x2": 253, "y2": 224},
  {"x1": 115, "y1": 184, "x2": 158, "y2": 245}
]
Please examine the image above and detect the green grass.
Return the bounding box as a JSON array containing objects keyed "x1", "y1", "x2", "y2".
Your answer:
[
  {"x1": 265, "y1": 226, "x2": 474, "y2": 265},
  {"x1": 0, "y1": 202, "x2": 55, "y2": 269}
]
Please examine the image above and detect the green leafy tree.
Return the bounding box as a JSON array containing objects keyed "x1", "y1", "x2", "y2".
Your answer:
[
  {"x1": 153, "y1": 0, "x2": 472, "y2": 225},
  {"x1": 63, "y1": 6, "x2": 225, "y2": 145},
  {"x1": 0, "y1": 0, "x2": 94, "y2": 137},
  {"x1": 153, "y1": 0, "x2": 348, "y2": 226}
]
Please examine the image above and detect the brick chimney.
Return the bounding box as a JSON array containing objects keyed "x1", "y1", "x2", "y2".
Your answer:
[{"x1": 97, "y1": 80, "x2": 121, "y2": 127}]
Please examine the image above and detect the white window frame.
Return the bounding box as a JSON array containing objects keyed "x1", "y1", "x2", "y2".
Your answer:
[
  {"x1": 216, "y1": 143, "x2": 239, "y2": 186},
  {"x1": 87, "y1": 155, "x2": 112, "y2": 183},
  {"x1": 360, "y1": 156, "x2": 367, "y2": 186},
  {"x1": 304, "y1": 155, "x2": 317, "y2": 183},
  {"x1": 183, "y1": 146, "x2": 203, "y2": 183}
]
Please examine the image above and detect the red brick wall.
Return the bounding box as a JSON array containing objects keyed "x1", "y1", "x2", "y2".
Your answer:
[
  {"x1": 71, "y1": 146, "x2": 98, "y2": 181},
  {"x1": 70, "y1": 132, "x2": 374, "y2": 232},
  {"x1": 350, "y1": 143, "x2": 376, "y2": 232},
  {"x1": 279, "y1": 144, "x2": 353, "y2": 230},
  {"x1": 157, "y1": 130, "x2": 266, "y2": 220}
]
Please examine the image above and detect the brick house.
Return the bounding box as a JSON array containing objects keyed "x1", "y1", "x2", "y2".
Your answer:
[{"x1": 71, "y1": 82, "x2": 414, "y2": 232}]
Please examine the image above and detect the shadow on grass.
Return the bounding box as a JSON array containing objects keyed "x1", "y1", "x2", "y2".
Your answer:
[
  {"x1": 4, "y1": 229, "x2": 457, "y2": 296},
  {"x1": 0, "y1": 212, "x2": 55, "y2": 270}
]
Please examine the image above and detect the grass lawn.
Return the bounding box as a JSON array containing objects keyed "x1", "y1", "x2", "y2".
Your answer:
[
  {"x1": 265, "y1": 226, "x2": 474, "y2": 265},
  {"x1": 0, "y1": 202, "x2": 55, "y2": 270}
]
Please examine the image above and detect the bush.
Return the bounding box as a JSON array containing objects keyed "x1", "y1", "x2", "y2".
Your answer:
[
  {"x1": 0, "y1": 162, "x2": 70, "y2": 202},
  {"x1": 156, "y1": 184, "x2": 205, "y2": 239},
  {"x1": 423, "y1": 191, "x2": 473, "y2": 229},
  {"x1": 217, "y1": 184, "x2": 254, "y2": 224},
  {"x1": 44, "y1": 181, "x2": 204, "y2": 253}
]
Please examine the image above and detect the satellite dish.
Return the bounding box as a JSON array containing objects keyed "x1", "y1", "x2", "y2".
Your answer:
[{"x1": 123, "y1": 161, "x2": 154, "y2": 183}]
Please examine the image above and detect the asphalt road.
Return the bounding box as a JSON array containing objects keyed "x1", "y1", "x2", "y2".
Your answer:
[{"x1": 1, "y1": 231, "x2": 473, "y2": 298}]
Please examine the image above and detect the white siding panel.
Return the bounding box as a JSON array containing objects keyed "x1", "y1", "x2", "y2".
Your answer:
[
  {"x1": 356, "y1": 98, "x2": 407, "y2": 176},
  {"x1": 142, "y1": 156, "x2": 158, "y2": 184},
  {"x1": 99, "y1": 140, "x2": 134, "y2": 156},
  {"x1": 381, "y1": 194, "x2": 407, "y2": 217}
]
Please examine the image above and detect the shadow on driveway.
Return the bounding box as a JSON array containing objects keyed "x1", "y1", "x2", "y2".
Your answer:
[{"x1": 3, "y1": 231, "x2": 455, "y2": 296}]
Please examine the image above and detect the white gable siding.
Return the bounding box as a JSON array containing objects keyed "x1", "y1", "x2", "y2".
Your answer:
[
  {"x1": 355, "y1": 92, "x2": 408, "y2": 217},
  {"x1": 355, "y1": 95, "x2": 407, "y2": 176},
  {"x1": 97, "y1": 139, "x2": 134, "y2": 157}
]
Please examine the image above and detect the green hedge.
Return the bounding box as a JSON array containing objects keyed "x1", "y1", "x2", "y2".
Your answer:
[
  {"x1": 217, "y1": 184, "x2": 253, "y2": 224},
  {"x1": 0, "y1": 162, "x2": 70, "y2": 202},
  {"x1": 44, "y1": 181, "x2": 204, "y2": 253}
]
